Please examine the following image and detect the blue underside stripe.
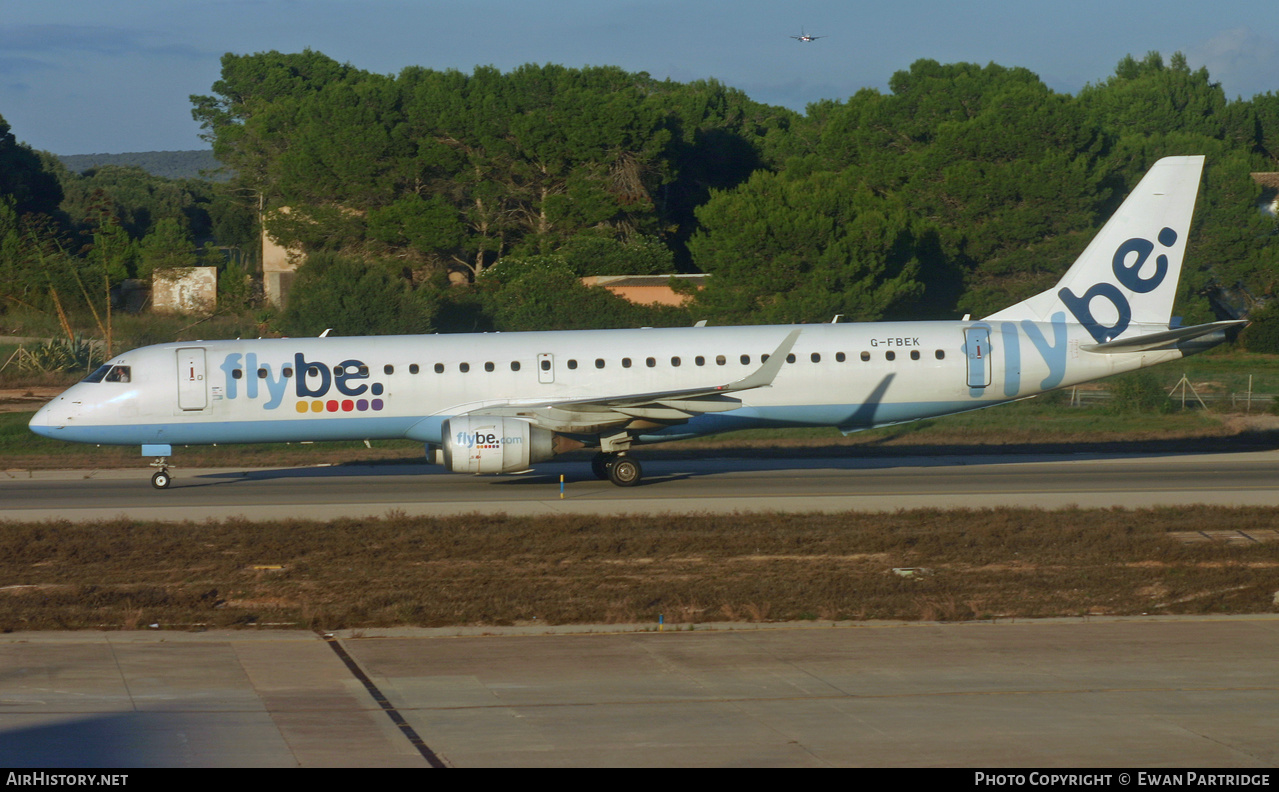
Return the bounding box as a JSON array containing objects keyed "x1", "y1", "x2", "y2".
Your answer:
[{"x1": 31, "y1": 400, "x2": 996, "y2": 448}]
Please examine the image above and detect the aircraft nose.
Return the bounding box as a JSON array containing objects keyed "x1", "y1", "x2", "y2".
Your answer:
[
  {"x1": 28, "y1": 398, "x2": 66, "y2": 439},
  {"x1": 29, "y1": 402, "x2": 54, "y2": 437}
]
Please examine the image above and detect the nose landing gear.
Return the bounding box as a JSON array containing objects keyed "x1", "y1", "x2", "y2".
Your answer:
[{"x1": 143, "y1": 444, "x2": 175, "y2": 489}]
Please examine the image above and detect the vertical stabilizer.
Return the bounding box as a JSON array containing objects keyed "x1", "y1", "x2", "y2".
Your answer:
[{"x1": 985, "y1": 156, "x2": 1204, "y2": 343}]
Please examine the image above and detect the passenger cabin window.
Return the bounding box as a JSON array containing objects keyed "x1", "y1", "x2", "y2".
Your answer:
[
  {"x1": 595, "y1": 359, "x2": 605, "y2": 369},
  {"x1": 511, "y1": 361, "x2": 521, "y2": 371},
  {"x1": 935, "y1": 350, "x2": 945, "y2": 360},
  {"x1": 646, "y1": 357, "x2": 656, "y2": 368},
  {"x1": 836, "y1": 352, "x2": 846, "y2": 363},
  {"x1": 716, "y1": 355, "x2": 726, "y2": 366},
  {"x1": 741, "y1": 355, "x2": 751, "y2": 365},
  {"x1": 257, "y1": 368, "x2": 268, "y2": 378},
  {"x1": 622, "y1": 358, "x2": 632, "y2": 368},
  {"x1": 671, "y1": 356, "x2": 681, "y2": 367},
  {"x1": 910, "y1": 350, "x2": 920, "y2": 360},
  {"x1": 885, "y1": 351, "x2": 896, "y2": 361},
  {"x1": 384, "y1": 365, "x2": 394, "y2": 375},
  {"x1": 811, "y1": 353, "x2": 821, "y2": 363},
  {"x1": 484, "y1": 362, "x2": 495, "y2": 372},
  {"x1": 786, "y1": 353, "x2": 796, "y2": 363},
  {"x1": 540, "y1": 360, "x2": 551, "y2": 371},
  {"x1": 409, "y1": 364, "x2": 420, "y2": 374},
  {"x1": 695, "y1": 356, "x2": 705, "y2": 366},
  {"x1": 860, "y1": 352, "x2": 870, "y2": 362},
  {"x1": 283, "y1": 367, "x2": 294, "y2": 377},
  {"x1": 567, "y1": 359, "x2": 578, "y2": 370},
  {"x1": 232, "y1": 369, "x2": 244, "y2": 380},
  {"x1": 434, "y1": 363, "x2": 444, "y2": 373}
]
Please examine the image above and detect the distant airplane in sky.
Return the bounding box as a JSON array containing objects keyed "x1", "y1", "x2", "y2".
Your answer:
[
  {"x1": 30, "y1": 157, "x2": 1240, "y2": 490},
  {"x1": 789, "y1": 29, "x2": 825, "y2": 42}
]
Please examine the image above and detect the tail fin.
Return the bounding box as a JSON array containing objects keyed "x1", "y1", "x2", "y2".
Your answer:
[{"x1": 985, "y1": 155, "x2": 1204, "y2": 343}]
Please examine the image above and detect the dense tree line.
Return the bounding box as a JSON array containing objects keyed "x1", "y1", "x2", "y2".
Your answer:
[
  {"x1": 0, "y1": 113, "x2": 258, "y2": 340},
  {"x1": 190, "y1": 50, "x2": 1279, "y2": 333},
  {"x1": 3, "y1": 49, "x2": 1279, "y2": 342},
  {"x1": 57, "y1": 150, "x2": 228, "y2": 182}
]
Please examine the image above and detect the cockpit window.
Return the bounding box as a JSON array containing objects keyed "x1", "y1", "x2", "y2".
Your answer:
[{"x1": 82, "y1": 364, "x2": 131, "y2": 383}]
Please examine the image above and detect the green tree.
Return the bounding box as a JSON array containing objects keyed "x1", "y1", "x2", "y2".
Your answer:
[
  {"x1": 1078, "y1": 52, "x2": 1229, "y2": 141},
  {"x1": 1253, "y1": 92, "x2": 1279, "y2": 167},
  {"x1": 0, "y1": 114, "x2": 62, "y2": 218},
  {"x1": 366, "y1": 194, "x2": 465, "y2": 260},
  {"x1": 49, "y1": 160, "x2": 221, "y2": 276},
  {"x1": 555, "y1": 233, "x2": 676, "y2": 277},
  {"x1": 486, "y1": 255, "x2": 688, "y2": 331},
  {"x1": 87, "y1": 214, "x2": 135, "y2": 284},
  {"x1": 688, "y1": 169, "x2": 928, "y2": 323},
  {"x1": 136, "y1": 218, "x2": 197, "y2": 279},
  {"x1": 280, "y1": 253, "x2": 438, "y2": 336}
]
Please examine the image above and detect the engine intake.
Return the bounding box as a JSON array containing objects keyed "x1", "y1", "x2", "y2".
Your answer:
[{"x1": 436, "y1": 416, "x2": 556, "y2": 474}]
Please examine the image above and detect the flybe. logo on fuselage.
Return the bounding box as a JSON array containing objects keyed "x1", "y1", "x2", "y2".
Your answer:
[
  {"x1": 1059, "y1": 228, "x2": 1177, "y2": 344},
  {"x1": 219, "y1": 352, "x2": 386, "y2": 412}
]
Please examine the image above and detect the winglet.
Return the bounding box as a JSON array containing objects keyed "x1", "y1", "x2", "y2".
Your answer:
[{"x1": 721, "y1": 328, "x2": 801, "y2": 392}]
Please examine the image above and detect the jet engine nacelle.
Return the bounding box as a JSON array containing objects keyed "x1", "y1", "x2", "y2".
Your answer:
[{"x1": 437, "y1": 416, "x2": 555, "y2": 474}]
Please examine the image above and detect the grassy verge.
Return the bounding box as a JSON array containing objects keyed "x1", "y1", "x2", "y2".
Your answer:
[{"x1": 0, "y1": 508, "x2": 1274, "y2": 631}]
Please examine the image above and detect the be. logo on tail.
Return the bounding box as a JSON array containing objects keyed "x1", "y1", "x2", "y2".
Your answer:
[{"x1": 1059, "y1": 228, "x2": 1177, "y2": 344}]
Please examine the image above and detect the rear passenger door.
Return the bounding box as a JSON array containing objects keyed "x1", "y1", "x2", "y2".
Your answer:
[{"x1": 964, "y1": 328, "x2": 991, "y2": 389}]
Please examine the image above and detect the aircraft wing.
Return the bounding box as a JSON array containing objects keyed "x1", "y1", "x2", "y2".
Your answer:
[{"x1": 465, "y1": 329, "x2": 801, "y2": 435}]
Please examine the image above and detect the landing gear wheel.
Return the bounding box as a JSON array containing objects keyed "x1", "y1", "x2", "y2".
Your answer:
[
  {"x1": 607, "y1": 457, "x2": 642, "y2": 487},
  {"x1": 591, "y1": 452, "x2": 614, "y2": 480},
  {"x1": 151, "y1": 470, "x2": 171, "y2": 489}
]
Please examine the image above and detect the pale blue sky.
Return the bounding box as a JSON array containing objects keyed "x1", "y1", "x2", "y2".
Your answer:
[{"x1": 3, "y1": 0, "x2": 1277, "y2": 155}]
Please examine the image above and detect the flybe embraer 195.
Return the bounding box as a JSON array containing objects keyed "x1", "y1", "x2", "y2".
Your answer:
[{"x1": 30, "y1": 156, "x2": 1242, "y2": 488}]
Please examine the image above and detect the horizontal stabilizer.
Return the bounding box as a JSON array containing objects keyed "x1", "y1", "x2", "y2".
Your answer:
[{"x1": 1080, "y1": 320, "x2": 1247, "y2": 353}]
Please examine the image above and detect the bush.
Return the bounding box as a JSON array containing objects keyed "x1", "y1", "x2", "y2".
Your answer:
[
  {"x1": 13, "y1": 334, "x2": 103, "y2": 374},
  {"x1": 1240, "y1": 303, "x2": 1279, "y2": 354},
  {"x1": 1106, "y1": 370, "x2": 1172, "y2": 413},
  {"x1": 485, "y1": 257, "x2": 689, "y2": 331}
]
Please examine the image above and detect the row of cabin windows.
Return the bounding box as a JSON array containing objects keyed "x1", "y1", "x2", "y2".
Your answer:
[{"x1": 227, "y1": 350, "x2": 947, "y2": 379}]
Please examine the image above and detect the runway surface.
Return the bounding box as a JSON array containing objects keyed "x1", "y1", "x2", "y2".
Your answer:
[
  {"x1": 4, "y1": 449, "x2": 1279, "y2": 521},
  {"x1": 1, "y1": 616, "x2": 1277, "y2": 767}
]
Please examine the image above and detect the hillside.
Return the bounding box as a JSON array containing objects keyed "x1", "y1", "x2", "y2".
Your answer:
[{"x1": 57, "y1": 149, "x2": 230, "y2": 181}]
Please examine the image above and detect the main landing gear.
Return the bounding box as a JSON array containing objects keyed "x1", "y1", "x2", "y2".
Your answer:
[{"x1": 591, "y1": 452, "x2": 643, "y2": 487}]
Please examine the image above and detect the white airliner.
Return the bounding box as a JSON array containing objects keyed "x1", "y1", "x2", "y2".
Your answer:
[
  {"x1": 30, "y1": 156, "x2": 1242, "y2": 488},
  {"x1": 790, "y1": 28, "x2": 825, "y2": 42}
]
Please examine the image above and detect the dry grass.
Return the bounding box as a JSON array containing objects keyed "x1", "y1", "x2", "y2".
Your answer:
[{"x1": 0, "y1": 507, "x2": 1275, "y2": 631}]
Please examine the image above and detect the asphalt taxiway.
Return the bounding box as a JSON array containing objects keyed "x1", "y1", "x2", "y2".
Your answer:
[{"x1": 4, "y1": 449, "x2": 1279, "y2": 521}]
